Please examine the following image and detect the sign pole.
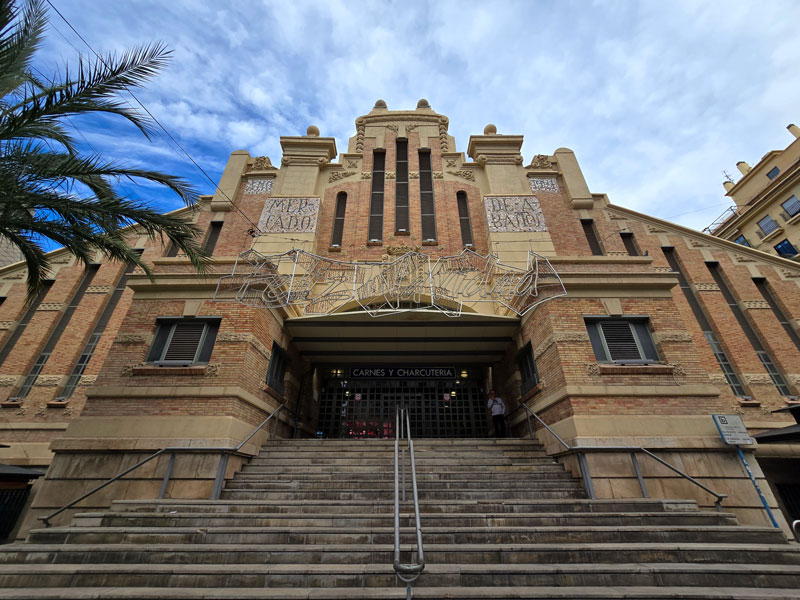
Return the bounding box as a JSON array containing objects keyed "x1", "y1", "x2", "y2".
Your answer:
[
  {"x1": 712, "y1": 414, "x2": 780, "y2": 529},
  {"x1": 734, "y1": 446, "x2": 780, "y2": 529}
]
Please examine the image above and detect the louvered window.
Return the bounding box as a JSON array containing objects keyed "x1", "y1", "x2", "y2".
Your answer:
[
  {"x1": 581, "y1": 219, "x2": 604, "y2": 255},
  {"x1": 586, "y1": 318, "x2": 659, "y2": 364},
  {"x1": 203, "y1": 222, "x2": 223, "y2": 254},
  {"x1": 331, "y1": 192, "x2": 347, "y2": 247},
  {"x1": 516, "y1": 342, "x2": 539, "y2": 394},
  {"x1": 147, "y1": 318, "x2": 220, "y2": 366},
  {"x1": 457, "y1": 191, "x2": 473, "y2": 247},
  {"x1": 368, "y1": 151, "x2": 385, "y2": 242},
  {"x1": 419, "y1": 150, "x2": 437, "y2": 242},
  {"x1": 395, "y1": 139, "x2": 409, "y2": 233}
]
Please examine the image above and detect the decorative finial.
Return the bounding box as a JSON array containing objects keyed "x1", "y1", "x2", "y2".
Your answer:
[
  {"x1": 416, "y1": 98, "x2": 430, "y2": 109},
  {"x1": 484, "y1": 124, "x2": 497, "y2": 135},
  {"x1": 306, "y1": 125, "x2": 320, "y2": 137},
  {"x1": 374, "y1": 99, "x2": 387, "y2": 109}
]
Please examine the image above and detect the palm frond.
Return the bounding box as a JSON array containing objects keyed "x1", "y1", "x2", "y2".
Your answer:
[{"x1": 0, "y1": 0, "x2": 44, "y2": 98}]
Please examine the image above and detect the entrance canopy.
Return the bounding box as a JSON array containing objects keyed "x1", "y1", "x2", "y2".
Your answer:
[{"x1": 285, "y1": 310, "x2": 519, "y2": 365}]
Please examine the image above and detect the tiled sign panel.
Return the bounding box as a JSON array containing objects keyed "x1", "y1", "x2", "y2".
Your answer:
[
  {"x1": 257, "y1": 197, "x2": 320, "y2": 233},
  {"x1": 484, "y1": 196, "x2": 547, "y2": 233}
]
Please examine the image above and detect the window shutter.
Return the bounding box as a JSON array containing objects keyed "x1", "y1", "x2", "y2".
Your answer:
[
  {"x1": 163, "y1": 321, "x2": 206, "y2": 362},
  {"x1": 599, "y1": 321, "x2": 641, "y2": 361}
]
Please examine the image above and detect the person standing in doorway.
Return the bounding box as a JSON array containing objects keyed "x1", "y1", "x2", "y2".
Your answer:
[{"x1": 487, "y1": 389, "x2": 506, "y2": 438}]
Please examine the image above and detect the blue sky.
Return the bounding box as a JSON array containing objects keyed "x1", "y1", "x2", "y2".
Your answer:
[{"x1": 37, "y1": 0, "x2": 800, "y2": 231}]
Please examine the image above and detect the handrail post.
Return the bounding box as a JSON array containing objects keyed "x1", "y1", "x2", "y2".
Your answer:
[
  {"x1": 210, "y1": 453, "x2": 229, "y2": 500},
  {"x1": 158, "y1": 452, "x2": 176, "y2": 499},
  {"x1": 576, "y1": 452, "x2": 595, "y2": 499},
  {"x1": 630, "y1": 451, "x2": 647, "y2": 498}
]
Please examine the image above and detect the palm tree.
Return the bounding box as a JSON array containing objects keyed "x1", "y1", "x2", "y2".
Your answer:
[{"x1": 0, "y1": 0, "x2": 210, "y2": 300}]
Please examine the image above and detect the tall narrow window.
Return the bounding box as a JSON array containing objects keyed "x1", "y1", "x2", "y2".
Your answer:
[
  {"x1": 753, "y1": 278, "x2": 800, "y2": 352},
  {"x1": 456, "y1": 191, "x2": 474, "y2": 247},
  {"x1": 395, "y1": 139, "x2": 409, "y2": 233},
  {"x1": 516, "y1": 343, "x2": 539, "y2": 394},
  {"x1": 11, "y1": 265, "x2": 99, "y2": 400},
  {"x1": 581, "y1": 219, "x2": 603, "y2": 255},
  {"x1": 165, "y1": 242, "x2": 179, "y2": 257},
  {"x1": 368, "y1": 151, "x2": 385, "y2": 242},
  {"x1": 620, "y1": 232, "x2": 639, "y2": 256},
  {"x1": 203, "y1": 222, "x2": 223, "y2": 254},
  {"x1": 331, "y1": 192, "x2": 347, "y2": 247},
  {"x1": 56, "y1": 254, "x2": 141, "y2": 401},
  {"x1": 266, "y1": 341, "x2": 288, "y2": 395},
  {"x1": 419, "y1": 150, "x2": 437, "y2": 242},
  {"x1": 0, "y1": 281, "x2": 53, "y2": 367},
  {"x1": 707, "y1": 262, "x2": 792, "y2": 396},
  {"x1": 663, "y1": 248, "x2": 747, "y2": 397}
]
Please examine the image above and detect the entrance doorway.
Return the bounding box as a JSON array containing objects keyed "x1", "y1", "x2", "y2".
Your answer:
[{"x1": 317, "y1": 368, "x2": 487, "y2": 438}]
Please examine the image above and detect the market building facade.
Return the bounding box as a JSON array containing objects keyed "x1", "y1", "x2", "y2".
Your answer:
[{"x1": 1, "y1": 100, "x2": 799, "y2": 537}]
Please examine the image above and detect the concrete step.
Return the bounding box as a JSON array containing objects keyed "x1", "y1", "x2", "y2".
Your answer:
[
  {"x1": 3, "y1": 543, "x2": 800, "y2": 567},
  {"x1": 27, "y1": 525, "x2": 787, "y2": 546},
  {"x1": 238, "y1": 463, "x2": 562, "y2": 474},
  {"x1": 262, "y1": 439, "x2": 545, "y2": 446},
  {"x1": 0, "y1": 562, "x2": 799, "y2": 589},
  {"x1": 233, "y1": 470, "x2": 570, "y2": 481},
  {"x1": 244, "y1": 458, "x2": 556, "y2": 466},
  {"x1": 224, "y1": 479, "x2": 581, "y2": 491},
  {"x1": 218, "y1": 488, "x2": 585, "y2": 501},
  {"x1": 70, "y1": 510, "x2": 739, "y2": 529},
  {"x1": 108, "y1": 498, "x2": 703, "y2": 515}
]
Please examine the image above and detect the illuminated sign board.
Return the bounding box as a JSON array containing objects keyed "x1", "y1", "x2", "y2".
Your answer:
[{"x1": 349, "y1": 367, "x2": 456, "y2": 379}]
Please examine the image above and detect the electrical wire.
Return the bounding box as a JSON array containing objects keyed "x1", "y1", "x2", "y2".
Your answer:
[{"x1": 44, "y1": 0, "x2": 263, "y2": 235}]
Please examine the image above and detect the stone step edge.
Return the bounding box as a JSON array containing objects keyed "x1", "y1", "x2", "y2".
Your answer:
[{"x1": 0, "y1": 586, "x2": 797, "y2": 599}]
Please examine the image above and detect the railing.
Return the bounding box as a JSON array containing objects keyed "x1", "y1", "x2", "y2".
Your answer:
[
  {"x1": 518, "y1": 404, "x2": 728, "y2": 511},
  {"x1": 40, "y1": 404, "x2": 287, "y2": 527},
  {"x1": 394, "y1": 407, "x2": 424, "y2": 596},
  {"x1": 703, "y1": 205, "x2": 738, "y2": 235}
]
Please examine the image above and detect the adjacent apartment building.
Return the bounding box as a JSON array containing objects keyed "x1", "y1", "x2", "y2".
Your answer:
[
  {"x1": 1, "y1": 101, "x2": 799, "y2": 538},
  {"x1": 706, "y1": 124, "x2": 800, "y2": 260}
]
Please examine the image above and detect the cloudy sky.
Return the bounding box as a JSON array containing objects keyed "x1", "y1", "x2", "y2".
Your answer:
[{"x1": 36, "y1": 0, "x2": 800, "y2": 232}]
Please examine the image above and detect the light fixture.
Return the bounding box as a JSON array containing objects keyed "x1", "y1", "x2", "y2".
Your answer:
[{"x1": 460, "y1": 370, "x2": 468, "y2": 378}]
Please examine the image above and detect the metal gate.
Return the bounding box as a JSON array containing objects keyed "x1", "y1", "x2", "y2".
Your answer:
[{"x1": 318, "y1": 378, "x2": 487, "y2": 438}]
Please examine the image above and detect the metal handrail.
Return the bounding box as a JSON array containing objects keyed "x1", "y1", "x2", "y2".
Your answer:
[
  {"x1": 519, "y1": 403, "x2": 727, "y2": 510},
  {"x1": 394, "y1": 407, "x2": 425, "y2": 590},
  {"x1": 40, "y1": 404, "x2": 286, "y2": 527}
]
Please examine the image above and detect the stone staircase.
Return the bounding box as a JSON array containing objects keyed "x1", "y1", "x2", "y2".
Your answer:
[{"x1": 0, "y1": 438, "x2": 799, "y2": 598}]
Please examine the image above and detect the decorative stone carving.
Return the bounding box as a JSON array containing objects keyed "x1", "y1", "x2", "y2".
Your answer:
[
  {"x1": 0, "y1": 376, "x2": 20, "y2": 387},
  {"x1": 86, "y1": 285, "x2": 111, "y2": 294},
  {"x1": 432, "y1": 172, "x2": 444, "y2": 179},
  {"x1": 115, "y1": 333, "x2": 147, "y2": 344},
  {"x1": 484, "y1": 196, "x2": 547, "y2": 233},
  {"x1": 606, "y1": 251, "x2": 628, "y2": 257},
  {"x1": 529, "y1": 154, "x2": 554, "y2": 169},
  {"x1": 244, "y1": 178, "x2": 275, "y2": 195},
  {"x1": 733, "y1": 253, "x2": 756, "y2": 263},
  {"x1": 37, "y1": 303, "x2": 63, "y2": 311},
  {"x1": 744, "y1": 373, "x2": 774, "y2": 384},
  {"x1": 385, "y1": 171, "x2": 396, "y2": 180},
  {"x1": 653, "y1": 267, "x2": 673, "y2": 272},
  {"x1": 386, "y1": 244, "x2": 421, "y2": 256},
  {"x1": 355, "y1": 118, "x2": 366, "y2": 152},
  {"x1": 446, "y1": 159, "x2": 457, "y2": 168},
  {"x1": 536, "y1": 331, "x2": 591, "y2": 358},
  {"x1": 405, "y1": 124, "x2": 419, "y2": 133},
  {"x1": 205, "y1": 363, "x2": 221, "y2": 377},
  {"x1": 708, "y1": 373, "x2": 728, "y2": 384},
  {"x1": 694, "y1": 283, "x2": 720, "y2": 292},
  {"x1": 0, "y1": 321, "x2": 14, "y2": 330},
  {"x1": 605, "y1": 211, "x2": 628, "y2": 221},
  {"x1": 15, "y1": 405, "x2": 26, "y2": 416},
  {"x1": 257, "y1": 197, "x2": 320, "y2": 234},
  {"x1": 438, "y1": 117, "x2": 449, "y2": 152},
  {"x1": 670, "y1": 363, "x2": 686, "y2": 376},
  {"x1": 35, "y1": 403, "x2": 47, "y2": 417},
  {"x1": 781, "y1": 268, "x2": 800, "y2": 278},
  {"x1": 33, "y1": 376, "x2": 61, "y2": 387},
  {"x1": 216, "y1": 333, "x2": 270, "y2": 359},
  {"x1": 653, "y1": 331, "x2": 694, "y2": 344},
  {"x1": 51, "y1": 255, "x2": 73, "y2": 264},
  {"x1": 742, "y1": 300, "x2": 771, "y2": 310},
  {"x1": 409, "y1": 172, "x2": 419, "y2": 179},
  {"x1": 527, "y1": 177, "x2": 558, "y2": 193},
  {"x1": 328, "y1": 171, "x2": 356, "y2": 183},
  {"x1": 361, "y1": 172, "x2": 372, "y2": 179},
  {"x1": 586, "y1": 363, "x2": 601, "y2": 376},
  {"x1": 1, "y1": 272, "x2": 24, "y2": 280},
  {"x1": 386, "y1": 124, "x2": 399, "y2": 133},
  {"x1": 346, "y1": 160, "x2": 358, "y2": 169},
  {"x1": 252, "y1": 156, "x2": 273, "y2": 170},
  {"x1": 789, "y1": 374, "x2": 800, "y2": 386},
  {"x1": 447, "y1": 170, "x2": 475, "y2": 181},
  {"x1": 646, "y1": 224, "x2": 667, "y2": 234},
  {"x1": 78, "y1": 375, "x2": 97, "y2": 386},
  {"x1": 121, "y1": 363, "x2": 145, "y2": 377},
  {"x1": 281, "y1": 157, "x2": 291, "y2": 166}
]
